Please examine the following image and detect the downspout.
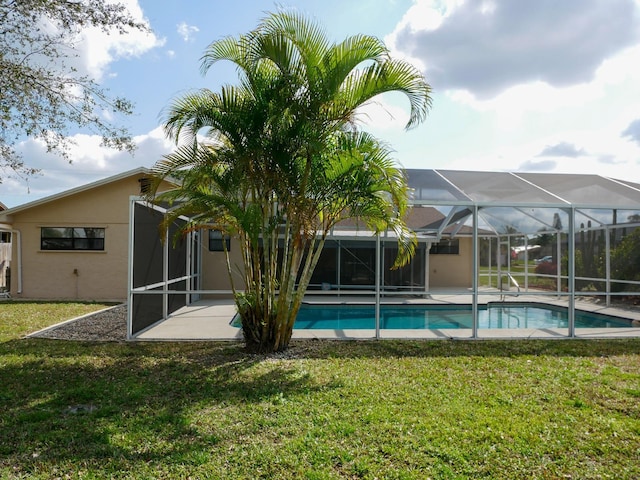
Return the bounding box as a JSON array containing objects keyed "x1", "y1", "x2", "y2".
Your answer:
[
  {"x1": 3, "y1": 228, "x2": 23, "y2": 294},
  {"x1": 14, "y1": 229, "x2": 22, "y2": 294}
]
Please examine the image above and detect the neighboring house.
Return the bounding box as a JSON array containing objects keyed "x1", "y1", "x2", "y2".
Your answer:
[{"x1": 0, "y1": 168, "x2": 175, "y2": 301}]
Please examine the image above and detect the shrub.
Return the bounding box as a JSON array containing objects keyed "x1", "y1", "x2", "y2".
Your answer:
[{"x1": 535, "y1": 262, "x2": 557, "y2": 275}]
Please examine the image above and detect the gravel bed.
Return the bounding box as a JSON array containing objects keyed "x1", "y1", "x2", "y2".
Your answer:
[{"x1": 29, "y1": 304, "x2": 128, "y2": 342}]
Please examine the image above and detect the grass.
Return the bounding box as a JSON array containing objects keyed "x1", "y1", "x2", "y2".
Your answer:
[
  {"x1": 479, "y1": 263, "x2": 557, "y2": 290},
  {"x1": 0, "y1": 301, "x2": 116, "y2": 342},
  {"x1": 1, "y1": 303, "x2": 639, "y2": 479}
]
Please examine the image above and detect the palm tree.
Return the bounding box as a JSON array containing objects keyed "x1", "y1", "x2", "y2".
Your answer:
[{"x1": 150, "y1": 10, "x2": 432, "y2": 352}]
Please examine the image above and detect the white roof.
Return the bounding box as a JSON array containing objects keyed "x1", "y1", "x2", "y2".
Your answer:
[{"x1": 0, "y1": 168, "x2": 153, "y2": 219}]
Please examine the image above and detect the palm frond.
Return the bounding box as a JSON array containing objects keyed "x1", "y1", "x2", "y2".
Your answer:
[
  {"x1": 336, "y1": 59, "x2": 432, "y2": 130},
  {"x1": 259, "y1": 10, "x2": 330, "y2": 78},
  {"x1": 148, "y1": 9, "x2": 432, "y2": 352}
]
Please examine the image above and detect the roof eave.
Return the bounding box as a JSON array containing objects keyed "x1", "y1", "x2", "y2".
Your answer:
[{"x1": 0, "y1": 167, "x2": 162, "y2": 219}]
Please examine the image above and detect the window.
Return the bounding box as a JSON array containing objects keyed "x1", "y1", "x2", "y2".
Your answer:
[
  {"x1": 41, "y1": 227, "x2": 105, "y2": 251},
  {"x1": 208, "y1": 230, "x2": 230, "y2": 252},
  {"x1": 430, "y1": 238, "x2": 459, "y2": 254}
]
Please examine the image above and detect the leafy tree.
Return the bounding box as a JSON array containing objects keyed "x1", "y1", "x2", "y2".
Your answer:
[
  {"x1": 609, "y1": 227, "x2": 640, "y2": 292},
  {"x1": 150, "y1": 11, "x2": 432, "y2": 353},
  {"x1": 533, "y1": 232, "x2": 553, "y2": 248},
  {"x1": 0, "y1": 0, "x2": 147, "y2": 180}
]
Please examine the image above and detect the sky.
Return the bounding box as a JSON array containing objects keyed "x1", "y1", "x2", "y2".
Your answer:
[{"x1": 3, "y1": 0, "x2": 640, "y2": 208}]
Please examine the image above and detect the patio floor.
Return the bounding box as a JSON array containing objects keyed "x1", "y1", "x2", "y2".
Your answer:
[{"x1": 133, "y1": 289, "x2": 640, "y2": 341}]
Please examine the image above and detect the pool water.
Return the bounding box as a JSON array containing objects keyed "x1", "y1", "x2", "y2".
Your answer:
[{"x1": 232, "y1": 303, "x2": 632, "y2": 330}]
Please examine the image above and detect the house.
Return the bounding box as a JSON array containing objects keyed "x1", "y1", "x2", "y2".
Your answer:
[
  {"x1": 6, "y1": 168, "x2": 640, "y2": 308},
  {"x1": 0, "y1": 168, "x2": 175, "y2": 301},
  {"x1": 196, "y1": 204, "x2": 475, "y2": 298}
]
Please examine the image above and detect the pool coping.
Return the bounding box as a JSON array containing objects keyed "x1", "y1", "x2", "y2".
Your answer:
[{"x1": 133, "y1": 293, "x2": 640, "y2": 341}]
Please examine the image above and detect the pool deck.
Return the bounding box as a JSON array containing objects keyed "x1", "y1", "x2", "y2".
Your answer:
[{"x1": 134, "y1": 289, "x2": 640, "y2": 341}]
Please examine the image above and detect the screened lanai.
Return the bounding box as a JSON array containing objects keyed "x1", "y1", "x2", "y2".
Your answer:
[
  {"x1": 401, "y1": 169, "x2": 640, "y2": 336},
  {"x1": 128, "y1": 169, "x2": 640, "y2": 340}
]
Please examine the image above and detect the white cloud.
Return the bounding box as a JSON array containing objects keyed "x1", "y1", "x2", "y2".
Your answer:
[
  {"x1": 356, "y1": 95, "x2": 412, "y2": 132},
  {"x1": 4, "y1": 127, "x2": 174, "y2": 207},
  {"x1": 537, "y1": 142, "x2": 586, "y2": 158},
  {"x1": 622, "y1": 118, "x2": 640, "y2": 145},
  {"x1": 444, "y1": 126, "x2": 640, "y2": 181},
  {"x1": 393, "y1": 0, "x2": 456, "y2": 33},
  {"x1": 518, "y1": 159, "x2": 557, "y2": 172},
  {"x1": 385, "y1": 0, "x2": 459, "y2": 69},
  {"x1": 75, "y1": 0, "x2": 166, "y2": 81},
  {"x1": 390, "y1": 0, "x2": 640, "y2": 99},
  {"x1": 446, "y1": 43, "x2": 640, "y2": 121},
  {"x1": 380, "y1": 0, "x2": 640, "y2": 182},
  {"x1": 177, "y1": 22, "x2": 200, "y2": 43},
  {"x1": 448, "y1": 81, "x2": 600, "y2": 124}
]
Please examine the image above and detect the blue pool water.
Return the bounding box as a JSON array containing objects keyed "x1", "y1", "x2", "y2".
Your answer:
[{"x1": 232, "y1": 303, "x2": 633, "y2": 330}]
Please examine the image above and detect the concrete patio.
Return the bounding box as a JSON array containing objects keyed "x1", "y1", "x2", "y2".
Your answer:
[{"x1": 133, "y1": 290, "x2": 640, "y2": 341}]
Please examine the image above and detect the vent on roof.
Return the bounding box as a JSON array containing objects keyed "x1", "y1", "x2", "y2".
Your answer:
[{"x1": 138, "y1": 177, "x2": 151, "y2": 194}]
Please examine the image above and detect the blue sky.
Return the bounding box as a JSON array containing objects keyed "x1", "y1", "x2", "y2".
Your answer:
[{"x1": 4, "y1": 0, "x2": 640, "y2": 208}]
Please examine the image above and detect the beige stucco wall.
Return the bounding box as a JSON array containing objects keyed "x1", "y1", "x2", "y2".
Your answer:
[
  {"x1": 6, "y1": 173, "x2": 171, "y2": 301},
  {"x1": 429, "y1": 237, "x2": 473, "y2": 288},
  {"x1": 200, "y1": 237, "x2": 245, "y2": 297}
]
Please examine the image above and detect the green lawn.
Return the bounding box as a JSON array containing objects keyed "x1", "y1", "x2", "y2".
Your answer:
[
  {"x1": 1, "y1": 303, "x2": 639, "y2": 479},
  {"x1": 0, "y1": 301, "x2": 116, "y2": 342},
  {"x1": 479, "y1": 263, "x2": 557, "y2": 290}
]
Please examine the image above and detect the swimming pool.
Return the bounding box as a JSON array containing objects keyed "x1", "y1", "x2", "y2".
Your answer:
[{"x1": 231, "y1": 303, "x2": 633, "y2": 330}]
